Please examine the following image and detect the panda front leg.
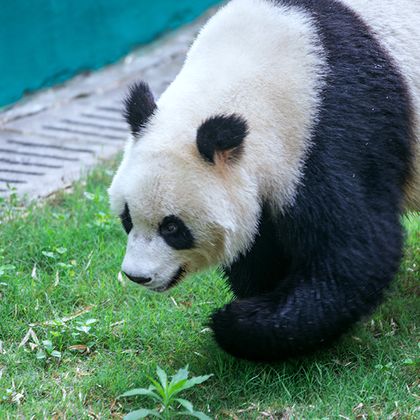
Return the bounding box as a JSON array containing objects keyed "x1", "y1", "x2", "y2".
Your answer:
[
  {"x1": 212, "y1": 250, "x2": 400, "y2": 361},
  {"x1": 225, "y1": 207, "x2": 291, "y2": 299}
]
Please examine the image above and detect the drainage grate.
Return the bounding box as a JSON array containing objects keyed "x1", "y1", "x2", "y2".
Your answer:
[
  {"x1": 6, "y1": 139, "x2": 95, "y2": 154},
  {"x1": 60, "y1": 119, "x2": 127, "y2": 133},
  {"x1": 42, "y1": 125, "x2": 126, "y2": 141},
  {"x1": 0, "y1": 12, "x2": 208, "y2": 200}
]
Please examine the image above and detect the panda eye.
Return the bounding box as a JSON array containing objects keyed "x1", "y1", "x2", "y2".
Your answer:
[
  {"x1": 161, "y1": 221, "x2": 179, "y2": 236},
  {"x1": 159, "y1": 215, "x2": 194, "y2": 250},
  {"x1": 120, "y1": 203, "x2": 133, "y2": 234}
]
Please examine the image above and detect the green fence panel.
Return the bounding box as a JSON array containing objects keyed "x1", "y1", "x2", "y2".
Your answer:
[{"x1": 0, "y1": 0, "x2": 220, "y2": 107}]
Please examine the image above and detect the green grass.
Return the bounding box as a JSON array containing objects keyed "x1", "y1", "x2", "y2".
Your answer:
[{"x1": 0, "y1": 161, "x2": 419, "y2": 419}]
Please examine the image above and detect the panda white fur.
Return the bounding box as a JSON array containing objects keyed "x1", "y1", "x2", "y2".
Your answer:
[{"x1": 109, "y1": 0, "x2": 420, "y2": 361}]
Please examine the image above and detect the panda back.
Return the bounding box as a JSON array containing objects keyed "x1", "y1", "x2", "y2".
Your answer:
[{"x1": 339, "y1": 0, "x2": 420, "y2": 209}]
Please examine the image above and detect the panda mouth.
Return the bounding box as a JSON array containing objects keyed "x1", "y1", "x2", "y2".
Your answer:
[
  {"x1": 167, "y1": 266, "x2": 186, "y2": 289},
  {"x1": 152, "y1": 266, "x2": 186, "y2": 292}
]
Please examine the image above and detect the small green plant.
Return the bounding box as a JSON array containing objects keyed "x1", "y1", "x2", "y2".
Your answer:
[
  {"x1": 0, "y1": 185, "x2": 22, "y2": 222},
  {"x1": 42, "y1": 319, "x2": 69, "y2": 351},
  {"x1": 119, "y1": 366, "x2": 213, "y2": 419},
  {"x1": 88, "y1": 211, "x2": 113, "y2": 230},
  {"x1": 0, "y1": 248, "x2": 15, "y2": 280},
  {"x1": 84, "y1": 190, "x2": 107, "y2": 204},
  {"x1": 39, "y1": 246, "x2": 77, "y2": 275},
  {"x1": 41, "y1": 247, "x2": 65, "y2": 259},
  {"x1": 0, "y1": 264, "x2": 15, "y2": 279},
  {"x1": 71, "y1": 318, "x2": 98, "y2": 348},
  {"x1": 402, "y1": 357, "x2": 420, "y2": 368},
  {"x1": 0, "y1": 385, "x2": 24, "y2": 405},
  {"x1": 38, "y1": 317, "x2": 99, "y2": 354},
  {"x1": 35, "y1": 340, "x2": 62, "y2": 362}
]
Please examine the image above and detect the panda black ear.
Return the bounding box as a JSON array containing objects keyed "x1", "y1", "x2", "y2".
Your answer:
[
  {"x1": 196, "y1": 114, "x2": 249, "y2": 165},
  {"x1": 123, "y1": 81, "x2": 157, "y2": 137}
]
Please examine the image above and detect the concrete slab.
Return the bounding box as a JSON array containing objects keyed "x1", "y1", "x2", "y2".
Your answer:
[{"x1": 0, "y1": 11, "x2": 212, "y2": 200}]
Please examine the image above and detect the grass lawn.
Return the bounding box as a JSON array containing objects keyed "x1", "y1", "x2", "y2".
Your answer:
[{"x1": 0, "y1": 159, "x2": 419, "y2": 419}]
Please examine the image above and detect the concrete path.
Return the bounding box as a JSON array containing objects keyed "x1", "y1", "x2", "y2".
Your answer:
[{"x1": 0, "y1": 14, "x2": 208, "y2": 200}]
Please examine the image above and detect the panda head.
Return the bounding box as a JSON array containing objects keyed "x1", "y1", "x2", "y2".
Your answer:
[{"x1": 108, "y1": 82, "x2": 261, "y2": 292}]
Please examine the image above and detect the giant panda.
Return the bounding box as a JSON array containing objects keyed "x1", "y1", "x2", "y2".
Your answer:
[{"x1": 108, "y1": 0, "x2": 420, "y2": 361}]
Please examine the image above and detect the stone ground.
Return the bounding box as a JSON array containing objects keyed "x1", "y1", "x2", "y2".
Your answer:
[{"x1": 0, "y1": 13, "x2": 209, "y2": 200}]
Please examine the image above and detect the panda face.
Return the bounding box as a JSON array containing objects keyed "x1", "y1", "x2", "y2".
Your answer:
[
  {"x1": 117, "y1": 186, "x2": 198, "y2": 292},
  {"x1": 109, "y1": 100, "x2": 259, "y2": 291},
  {"x1": 109, "y1": 145, "x2": 258, "y2": 291}
]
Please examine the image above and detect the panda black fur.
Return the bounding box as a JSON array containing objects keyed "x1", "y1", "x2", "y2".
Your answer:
[{"x1": 109, "y1": 0, "x2": 420, "y2": 361}]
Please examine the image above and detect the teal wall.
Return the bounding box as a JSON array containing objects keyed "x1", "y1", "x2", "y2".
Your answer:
[{"x1": 0, "y1": 0, "x2": 220, "y2": 107}]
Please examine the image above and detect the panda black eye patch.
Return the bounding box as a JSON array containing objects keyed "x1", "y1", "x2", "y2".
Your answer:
[
  {"x1": 120, "y1": 203, "x2": 133, "y2": 234},
  {"x1": 159, "y1": 215, "x2": 194, "y2": 250}
]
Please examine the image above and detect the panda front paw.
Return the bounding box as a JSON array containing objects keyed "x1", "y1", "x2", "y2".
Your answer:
[
  {"x1": 210, "y1": 304, "x2": 239, "y2": 357},
  {"x1": 210, "y1": 301, "x2": 263, "y2": 360}
]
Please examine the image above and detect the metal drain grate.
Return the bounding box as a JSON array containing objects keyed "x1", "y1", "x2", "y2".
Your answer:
[{"x1": 0, "y1": 13, "x2": 208, "y2": 200}]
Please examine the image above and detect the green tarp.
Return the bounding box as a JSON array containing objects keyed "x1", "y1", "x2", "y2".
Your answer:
[{"x1": 0, "y1": 0, "x2": 220, "y2": 107}]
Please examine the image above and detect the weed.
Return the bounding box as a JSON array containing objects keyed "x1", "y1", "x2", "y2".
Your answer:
[
  {"x1": 71, "y1": 318, "x2": 98, "y2": 349},
  {"x1": 0, "y1": 384, "x2": 24, "y2": 406},
  {"x1": 0, "y1": 264, "x2": 15, "y2": 279},
  {"x1": 35, "y1": 316, "x2": 100, "y2": 355},
  {"x1": 35, "y1": 340, "x2": 62, "y2": 362},
  {"x1": 402, "y1": 357, "x2": 420, "y2": 368},
  {"x1": 0, "y1": 186, "x2": 24, "y2": 222},
  {"x1": 119, "y1": 366, "x2": 212, "y2": 419}
]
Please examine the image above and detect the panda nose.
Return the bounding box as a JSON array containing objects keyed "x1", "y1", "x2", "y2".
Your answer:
[{"x1": 123, "y1": 272, "x2": 152, "y2": 285}]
